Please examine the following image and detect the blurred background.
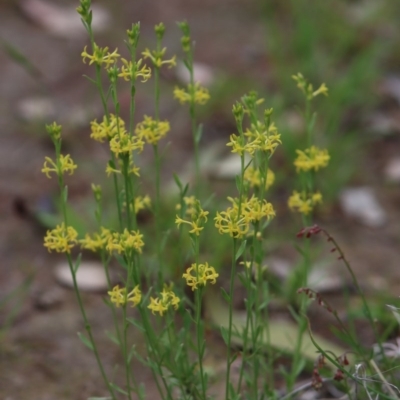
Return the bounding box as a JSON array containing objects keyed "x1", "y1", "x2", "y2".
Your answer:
[{"x1": 1, "y1": 0, "x2": 400, "y2": 398}]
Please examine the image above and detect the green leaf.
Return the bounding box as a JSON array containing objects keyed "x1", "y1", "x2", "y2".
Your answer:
[
  {"x1": 62, "y1": 186, "x2": 68, "y2": 203},
  {"x1": 1, "y1": 39, "x2": 42, "y2": 80},
  {"x1": 109, "y1": 383, "x2": 128, "y2": 396},
  {"x1": 195, "y1": 124, "x2": 203, "y2": 145},
  {"x1": 73, "y1": 253, "x2": 82, "y2": 273},
  {"x1": 77, "y1": 332, "x2": 94, "y2": 351},
  {"x1": 220, "y1": 287, "x2": 230, "y2": 303},
  {"x1": 173, "y1": 173, "x2": 183, "y2": 191},
  {"x1": 34, "y1": 211, "x2": 60, "y2": 229},
  {"x1": 235, "y1": 240, "x2": 247, "y2": 261},
  {"x1": 235, "y1": 175, "x2": 241, "y2": 192},
  {"x1": 128, "y1": 344, "x2": 136, "y2": 363},
  {"x1": 105, "y1": 330, "x2": 120, "y2": 346},
  {"x1": 387, "y1": 305, "x2": 400, "y2": 326},
  {"x1": 126, "y1": 317, "x2": 145, "y2": 332}
]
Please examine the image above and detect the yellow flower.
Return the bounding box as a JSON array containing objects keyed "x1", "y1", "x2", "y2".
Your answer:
[
  {"x1": 81, "y1": 44, "x2": 120, "y2": 69},
  {"x1": 241, "y1": 196, "x2": 276, "y2": 223},
  {"x1": 288, "y1": 190, "x2": 323, "y2": 215},
  {"x1": 175, "y1": 199, "x2": 209, "y2": 236},
  {"x1": 244, "y1": 167, "x2": 275, "y2": 190},
  {"x1": 109, "y1": 132, "x2": 144, "y2": 157},
  {"x1": 241, "y1": 91, "x2": 265, "y2": 115},
  {"x1": 44, "y1": 223, "x2": 78, "y2": 253},
  {"x1": 244, "y1": 121, "x2": 281, "y2": 155},
  {"x1": 80, "y1": 227, "x2": 111, "y2": 252},
  {"x1": 214, "y1": 206, "x2": 249, "y2": 239},
  {"x1": 118, "y1": 58, "x2": 151, "y2": 82},
  {"x1": 142, "y1": 47, "x2": 176, "y2": 69},
  {"x1": 90, "y1": 114, "x2": 125, "y2": 143},
  {"x1": 147, "y1": 286, "x2": 180, "y2": 316},
  {"x1": 132, "y1": 195, "x2": 151, "y2": 214},
  {"x1": 135, "y1": 116, "x2": 170, "y2": 145},
  {"x1": 45, "y1": 122, "x2": 62, "y2": 141},
  {"x1": 42, "y1": 154, "x2": 77, "y2": 179},
  {"x1": 108, "y1": 285, "x2": 141, "y2": 308},
  {"x1": 182, "y1": 262, "x2": 219, "y2": 291},
  {"x1": 173, "y1": 82, "x2": 210, "y2": 105},
  {"x1": 292, "y1": 73, "x2": 328, "y2": 100},
  {"x1": 312, "y1": 83, "x2": 328, "y2": 98},
  {"x1": 106, "y1": 229, "x2": 144, "y2": 254},
  {"x1": 226, "y1": 134, "x2": 258, "y2": 156},
  {"x1": 176, "y1": 196, "x2": 198, "y2": 216},
  {"x1": 294, "y1": 146, "x2": 330, "y2": 173},
  {"x1": 105, "y1": 157, "x2": 140, "y2": 177}
]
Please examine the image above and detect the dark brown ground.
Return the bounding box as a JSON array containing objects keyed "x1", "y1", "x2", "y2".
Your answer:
[{"x1": 1, "y1": 1, "x2": 400, "y2": 399}]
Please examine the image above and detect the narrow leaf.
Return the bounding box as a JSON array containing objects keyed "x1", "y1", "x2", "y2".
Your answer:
[
  {"x1": 77, "y1": 332, "x2": 94, "y2": 351},
  {"x1": 126, "y1": 317, "x2": 145, "y2": 332},
  {"x1": 105, "y1": 330, "x2": 120, "y2": 346},
  {"x1": 235, "y1": 240, "x2": 247, "y2": 261}
]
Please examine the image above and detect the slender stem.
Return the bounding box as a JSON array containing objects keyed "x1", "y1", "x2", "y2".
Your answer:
[
  {"x1": 195, "y1": 287, "x2": 207, "y2": 399},
  {"x1": 225, "y1": 239, "x2": 238, "y2": 400}
]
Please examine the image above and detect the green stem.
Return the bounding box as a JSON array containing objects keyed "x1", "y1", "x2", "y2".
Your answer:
[
  {"x1": 195, "y1": 287, "x2": 207, "y2": 399},
  {"x1": 225, "y1": 239, "x2": 238, "y2": 400},
  {"x1": 153, "y1": 144, "x2": 163, "y2": 285}
]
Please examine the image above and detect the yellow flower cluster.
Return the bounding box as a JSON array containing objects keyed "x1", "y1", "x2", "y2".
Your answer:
[
  {"x1": 241, "y1": 196, "x2": 276, "y2": 222},
  {"x1": 244, "y1": 167, "x2": 275, "y2": 190},
  {"x1": 108, "y1": 285, "x2": 142, "y2": 307},
  {"x1": 294, "y1": 146, "x2": 330, "y2": 172},
  {"x1": 109, "y1": 133, "x2": 144, "y2": 158},
  {"x1": 292, "y1": 73, "x2": 328, "y2": 100},
  {"x1": 106, "y1": 229, "x2": 145, "y2": 254},
  {"x1": 135, "y1": 116, "x2": 170, "y2": 145},
  {"x1": 42, "y1": 155, "x2": 77, "y2": 179},
  {"x1": 90, "y1": 114, "x2": 125, "y2": 143},
  {"x1": 215, "y1": 196, "x2": 275, "y2": 238},
  {"x1": 45, "y1": 122, "x2": 62, "y2": 141},
  {"x1": 80, "y1": 227, "x2": 111, "y2": 252},
  {"x1": 215, "y1": 205, "x2": 248, "y2": 239},
  {"x1": 80, "y1": 226, "x2": 147, "y2": 255},
  {"x1": 288, "y1": 191, "x2": 322, "y2": 215},
  {"x1": 175, "y1": 199, "x2": 209, "y2": 236},
  {"x1": 131, "y1": 195, "x2": 152, "y2": 214},
  {"x1": 118, "y1": 58, "x2": 151, "y2": 82},
  {"x1": 182, "y1": 262, "x2": 219, "y2": 291},
  {"x1": 81, "y1": 44, "x2": 120, "y2": 69},
  {"x1": 81, "y1": 42, "x2": 154, "y2": 84},
  {"x1": 148, "y1": 286, "x2": 180, "y2": 316},
  {"x1": 227, "y1": 121, "x2": 281, "y2": 157},
  {"x1": 173, "y1": 82, "x2": 210, "y2": 105},
  {"x1": 44, "y1": 223, "x2": 78, "y2": 253},
  {"x1": 175, "y1": 196, "x2": 196, "y2": 215},
  {"x1": 142, "y1": 47, "x2": 176, "y2": 69}
]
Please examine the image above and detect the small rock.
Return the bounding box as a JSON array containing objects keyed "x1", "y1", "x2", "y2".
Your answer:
[
  {"x1": 209, "y1": 152, "x2": 251, "y2": 180},
  {"x1": 17, "y1": 97, "x2": 56, "y2": 122},
  {"x1": 366, "y1": 112, "x2": 400, "y2": 136},
  {"x1": 33, "y1": 286, "x2": 65, "y2": 310},
  {"x1": 211, "y1": 153, "x2": 242, "y2": 179},
  {"x1": 267, "y1": 257, "x2": 345, "y2": 293},
  {"x1": 17, "y1": 96, "x2": 93, "y2": 128},
  {"x1": 54, "y1": 261, "x2": 110, "y2": 292},
  {"x1": 384, "y1": 157, "x2": 400, "y2": 183},
  {"x1": 380, "y1": 76, "x2": 400, "y2": 105},
  {"x1": 339, "y1": 187, "x2": 387, "y2": 228}
]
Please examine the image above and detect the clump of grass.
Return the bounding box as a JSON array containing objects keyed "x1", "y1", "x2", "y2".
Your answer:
[{"x1": 38, "y1": 1, "x2": 400, "y2": 399}]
